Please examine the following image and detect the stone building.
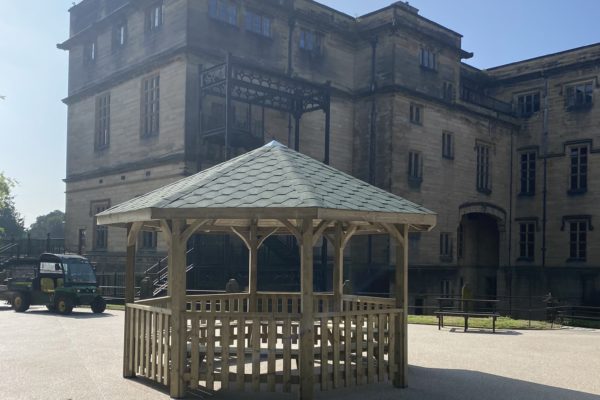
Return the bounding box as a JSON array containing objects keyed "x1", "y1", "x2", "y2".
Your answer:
[{"x1": 59, "y1": 0, "x2": 600, "y2": 310}]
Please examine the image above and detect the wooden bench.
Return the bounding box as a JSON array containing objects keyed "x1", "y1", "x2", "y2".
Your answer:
[{"x1": 434, "y1": 310, "x2": 500, "y2": 333}]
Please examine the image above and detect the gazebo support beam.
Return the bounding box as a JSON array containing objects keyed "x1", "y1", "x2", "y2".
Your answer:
[
  {"x1": 123, "y1": 222, "x2": 141, "y2": 378},
  {"x1": 383, "y1": 223, "x2": 409, "y2": 388},
  {"x1": 299, "y1": 218, "x2": 314, "y2": 400},
  {"x1": 165, "y1": 219, "x2": 188, "y2": 398},
  {"x1": 332, "y1": 222, "x2": 344, "y2": 312},
  {"x1": 248, "y1": 220, "x2": 258, "y2": 311}
]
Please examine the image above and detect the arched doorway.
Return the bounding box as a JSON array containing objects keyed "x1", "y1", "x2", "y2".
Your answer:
[{"x1": 458, "y1": 203, "x2": 505, "y2": 299}]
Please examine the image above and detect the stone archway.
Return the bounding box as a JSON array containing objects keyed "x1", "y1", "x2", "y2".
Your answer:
[{"x1": 458, "y1": 203, "x2": 506, "y2": 298}]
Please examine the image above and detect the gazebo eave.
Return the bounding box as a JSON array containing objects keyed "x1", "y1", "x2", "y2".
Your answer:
[{"x1": 97, "y1": 206, "x2": 437, "y2": 232}]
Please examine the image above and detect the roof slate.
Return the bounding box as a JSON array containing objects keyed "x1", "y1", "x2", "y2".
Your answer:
[{"x1": 99, "y1": 141, "x2": 434, "y2": 217}]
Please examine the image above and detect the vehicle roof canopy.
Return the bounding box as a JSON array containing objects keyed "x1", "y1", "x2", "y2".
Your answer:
[{"x1": 40, "y1": 253, "x2": 88, "y2": 263}]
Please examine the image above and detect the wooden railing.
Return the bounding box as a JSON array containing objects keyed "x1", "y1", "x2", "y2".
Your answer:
[
  {"x1": 125, "y1": 293, "x2": 402, "y2": 393},
  {"x1": 313, "y1": 308, "x2": 401, "y2": 389},
  {"x1": 185, "y1": 311, "x2": 301, "y2": 392},
  {"x1": 127, "y1": 303, "x2": 172, "y2": 386},
  {"x1": 343, "y1": 295, "x2": 395, "y2": 311}
]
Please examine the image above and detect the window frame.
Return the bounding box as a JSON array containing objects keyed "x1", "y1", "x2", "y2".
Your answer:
[
  {"x1": 410, "y1": 103, "x2": 423, "y2": 125},
  {"x1": 565, "y1": 81, "x2": 593, "y2": 110},
  {"x1": 208, "y1": 0, "x2": 238, "y2": 27},
  {"x1": 145, "y1": 1, "x2": 164, "y2": 33},
  {"x1": 442, "y1": 131, "x2": 454, "y2": 159},
  {"x1": 90, "y1": 200, "x2": 110, "y2": 251},
  {"x1": 141, "y1": 74, "x2": 160, "y2": 138},
  {"x1": 457, "y1": 224, "x2": 464, "y2": 259},
  {"x1": 439, "y1": 232, "x2": 453, "y2": 262},
  {"x1": 95, "y1": 92, "x2": 110, "y2": 151},
  {"x1": 516, "y1": 91, "x2": 540, "y2": 117},
  {"x1": 517, "y1": 221, "x2": 535, "y2": 261},
  {"x1": 112, "y1": 21, "x2": 128, "y2": 51},
  {"x1": 475, "y1": 142, "x2": 492, "y2": 194},
  {"x1": 83, "y1": 41, "x2": 96, "y2": 65},
  {"x1": 244, "y1": 10, "x2": 272, "y2": 38},
  {"x1": 568, "y1": 145, "x2": 588, "y2": 195},
  {"x1": 407, "y1": 150, "x2": 423, "y2": 185},
  {"x1": 419, "y1": 48, "x2": 437, "y2": 71},
  {"x1": 519, "y1": 151, "x2": 536, "y2": 196},
  {"x1": 568, "y1": 220, "x2": 588, "y2": 262},
  {"x1": 443, "y1": 81, "x2": 454, "y2": 102},
  {"x1": 140, "y1": 230, "x2": 158, "y2": 251}
]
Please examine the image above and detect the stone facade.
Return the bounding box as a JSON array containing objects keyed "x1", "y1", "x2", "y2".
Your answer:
[{"x1": 60, "y1": 0, "x2": 600, "y2": 309}]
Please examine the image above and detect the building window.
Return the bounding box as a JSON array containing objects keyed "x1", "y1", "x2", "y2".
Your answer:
[
  {"x1": 569, "y1": 145, "x2": 588, "y2": 194},
  {"x1": 569, "y1": 220, "x2": 588, "y2": 261},
  {"x1": 91, "y1": 200, "x2": 110, "y2": 251},
  {"x1": 95, "y1": 93, "x2": 110, "y2": 150},
  {"x1": 209, "y1": 0, "x2": 238, "y2": 26},
  {"x1": 457, "y1": 224, "x2": 464, "y2": 259},
  {"x1": 440, "y1": 232, "x2": 452, "y2": 261},
  {"x1": 519, "y1": 151, "x2": 536, "y2": 195},
  {"x1": 566, "y1": 82, "x2": 593, "y2": 109},
  {"x1": 299, "y1": 29, "x2": 322, "y2": 54},
  {"x1": 140, "y1": 231, "x2": 157, "y2": 250},
  {"x1": 84, "y1": 41, "x2": 96, "y2": 64},
  {"x1": 145, "y1": 2, "x2": 164, "y2": 32},
  {"x1": 112, "y1": 22, "x2": 127, "y2": 50},
  {"x1": 518, "y1": 222, "x2": 535, "y2": 261},
  {"x1": 245, "y1": 10, "x2": 271, "y2": 37},
  {"x1": 442, "y1": 131, "x2": 454, "y2": 159},
  {"x1": 475, "y1": 143, "x2": 491, "y2": 194},
  {"x1": 440, "y1": 280, "x2": 451, "y2": 298},
  {"x1": 516, "y1": 92, "x2": 540, "y2": 116},
  {"x1": 443, "y1": 81, "x2": 454, "y2": 101},
  {"x1": 141, "y1": 74, "x2": 160, "y2": 138},
  {"x1": 420, "y1": 48, "x2": 436, "y2": 70},
  {"x1": 408, "y1": 151, "x2": 422, "y2": 184},
  {"x1": 410, "y1": 103, "x2": 422, "y2": 125}
]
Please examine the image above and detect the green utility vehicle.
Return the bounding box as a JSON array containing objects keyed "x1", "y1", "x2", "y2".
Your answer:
[{"x1": 4, "y1": 253, "x2": 105, "y2": 315}]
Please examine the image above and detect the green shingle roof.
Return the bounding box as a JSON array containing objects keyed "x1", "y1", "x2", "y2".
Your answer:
[{"x1": 98, "y1": 141, "x2": 435, "y2": 227}]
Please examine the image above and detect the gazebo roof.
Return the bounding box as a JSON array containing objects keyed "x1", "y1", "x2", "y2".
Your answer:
[{"x1": 97, "y1": 141, "x2": 436, "y2": 231}]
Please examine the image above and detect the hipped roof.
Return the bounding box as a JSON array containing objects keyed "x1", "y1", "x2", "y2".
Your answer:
[{"x1": 97, "y1": 141, "x2": 436, "y2": 231}]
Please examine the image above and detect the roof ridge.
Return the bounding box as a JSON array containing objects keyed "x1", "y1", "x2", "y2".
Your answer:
[{"x1": 274, "y1": 147, "x2": 324, "y2": 208}]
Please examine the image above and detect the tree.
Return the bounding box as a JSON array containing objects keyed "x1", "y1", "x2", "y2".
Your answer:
[
  {"x1": 28, "y1": 210, "x2": 65, "y2": 239},
  {"x1": 0, "y1": 172, "x2": 25, "y2": 239}
]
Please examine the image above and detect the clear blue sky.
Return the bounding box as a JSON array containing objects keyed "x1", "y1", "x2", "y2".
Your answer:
[{"x1": 0, "y1": 0, "x2": 599, "y2": 226}]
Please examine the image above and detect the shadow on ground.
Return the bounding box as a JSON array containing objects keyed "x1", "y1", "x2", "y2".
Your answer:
[
  {"x1": 207, "y1": 365, "x2": 600, "y2": 400},
  {"x1": 6, "y1": 306, "x2": 115, "y2": 319},
  {"x1": 447, "y1": 327, "x2": 523, "y2": 335}
]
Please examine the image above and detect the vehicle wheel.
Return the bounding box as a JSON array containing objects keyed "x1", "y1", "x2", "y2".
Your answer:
[
  {"x1": 55, "y1": 296, "x2": 74, "y2": 315},
  {"x1": 46, "y1": 304, "x2": 56, "y2": 312},
  {"x1": 90, "y1": 296, "x2": 106, "y2": 314},
  {"x1": 12, "y1": 293, "x2": 30, "y2": 312}
]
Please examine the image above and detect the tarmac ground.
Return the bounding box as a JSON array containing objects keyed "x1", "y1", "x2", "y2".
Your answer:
[{"x1": 0, "y1": 305, "x2": 598, "y2": 400}]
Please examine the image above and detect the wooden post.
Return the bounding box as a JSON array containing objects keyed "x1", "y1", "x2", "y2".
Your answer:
[
  {"x1": 393, "y1": 224, "x2": 409, "y2": 388},
  {"x1": 168, "y1": 219, "x2": 187, "y2": 398},
  {"x1": 123, "y1": 223, "x2": 137, "y2": 378},
  {"x1": 248, "y1": 220, "x2": 258, "y2": 312},
  {"x1": 332, "y1": 222, "x2": 343, "y2": 312},
  {"x1": 299, "y1": 218, "x2": 314, "y2": 400}
]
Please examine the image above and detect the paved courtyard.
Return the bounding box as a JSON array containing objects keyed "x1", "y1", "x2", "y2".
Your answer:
[{"x1": 0, "y1": 305, "x2": 598, "y2": 400}]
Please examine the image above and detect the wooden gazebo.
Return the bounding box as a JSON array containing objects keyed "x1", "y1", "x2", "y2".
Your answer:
[{"x1": 97, "y1": 141, "x2": 436, "y2": 399}]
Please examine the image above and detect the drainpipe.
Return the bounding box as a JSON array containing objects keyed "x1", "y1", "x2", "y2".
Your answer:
[
  {"x1": 368, "y1": 36, "x2": 378, "y2": 185},
  {"x1": 508, "y1": 125, "x2": 514, "y2": 314},
  {"x1": 286, "y1": 12, "x2": 295, "y2": 147},
  {"x1": 368, "y1": 36, "x2": 378, "y2": 270},
  {"x1": 541, "y1": 76, "x2": 549, "y2": 289}
]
